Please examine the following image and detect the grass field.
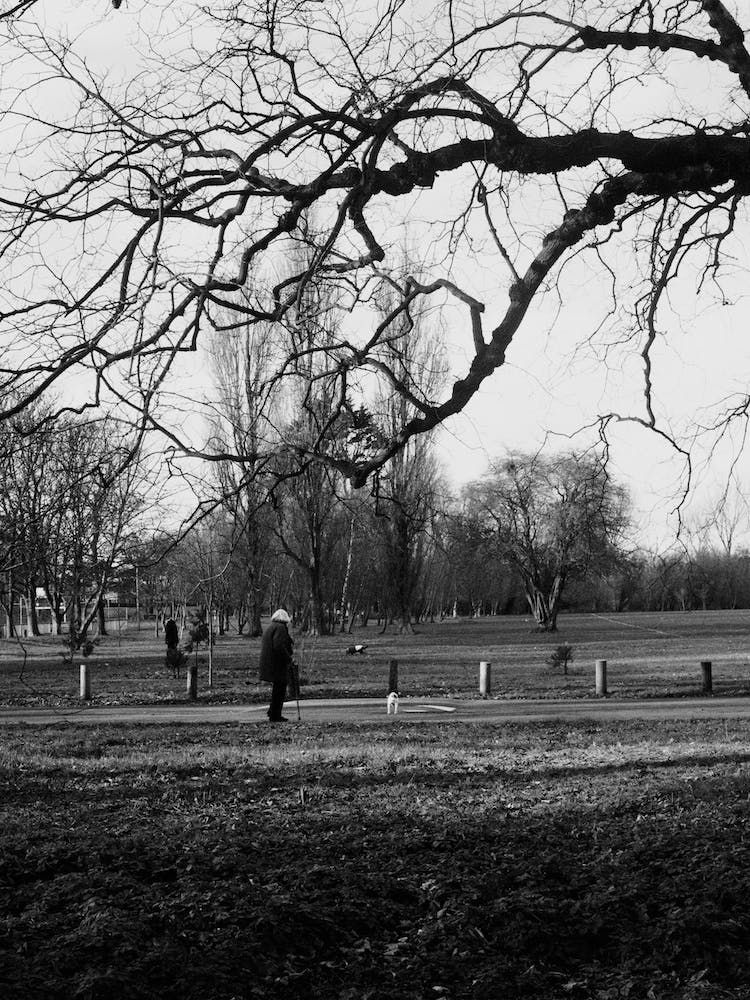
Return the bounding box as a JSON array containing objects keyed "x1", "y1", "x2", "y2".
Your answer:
[
  {"x1": 3, "y1": 717, "x2": 750, "y2": 999},
  {"x1": 2, "y1": 609, "x2": 750, "y2": 707}
]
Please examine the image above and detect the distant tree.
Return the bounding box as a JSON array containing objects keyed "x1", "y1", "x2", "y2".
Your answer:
[
  {"x1": 0, "y1": 411, "x2": 152, "y2": 644},
  {"x1": 208, "y1": 308, "x2": 283, "y2": 636},
  {"x1": 0, "y1": 406, "x2": 55, "y2": 635},
  {"x1": 369, "y1": 276, "x2": 445, "y2": 633},
  {"x1": 273, "y1": 428, "x2": 344, "y2": 635},
  {"x1": 39, "y1": 418, "x2": 151, "y2": 652},
  {"x1": 269, "y1": 258, "x2": 348, "y2": 636},
  {"x1": 438, "y1": 498, "x2": 519, "y2": 618},
  {"x1": 470, "y1": 450, "x2": 630, "y2": 631},
  {"x1": 374, "y1": 445, "x2": 438, "y2": 633}
]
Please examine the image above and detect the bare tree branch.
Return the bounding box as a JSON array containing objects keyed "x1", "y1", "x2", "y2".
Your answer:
[{"x1": 2, "y1": 0, "x2": 750, "y2": 498}]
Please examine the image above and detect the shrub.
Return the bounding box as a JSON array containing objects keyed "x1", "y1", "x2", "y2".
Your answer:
[{"x1": 547, "y1": 642, "x2": 573, "y2": 675}]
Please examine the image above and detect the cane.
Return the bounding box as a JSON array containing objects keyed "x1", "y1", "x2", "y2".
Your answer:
[{"x1": 291, "y1": 660, "x2": 301, "y2": 721}]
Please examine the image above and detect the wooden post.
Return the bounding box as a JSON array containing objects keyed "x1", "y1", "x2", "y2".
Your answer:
[
  {"x1": 186, "y1": 660, "x2": 198, "y2": 700},
  {"x1": 701, "y1": 660, "x2": 713, "y2": 694},
  {"x1": 388, "y1": 658, "x2": 398, "y2": 694},
  {"x1": 79, "y1": 663, "x2": 91, "y2": 701},
  {"x1": 479, "y1": 660, "x2": 491, "y2": 697},
  {"x1": 595, "y1": 659, "x2": 607, "y2": 696}
]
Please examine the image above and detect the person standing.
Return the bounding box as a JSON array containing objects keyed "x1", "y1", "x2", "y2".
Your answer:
[
  {"x1": 258, "y1": 608, "x2": 294, "y2": 722},
  {"x1": 164, "y1": 617, "x2": 186, "y2": 678},
  {"x1": 164, "y1": 617, "x2": 179, "y2": 650}
]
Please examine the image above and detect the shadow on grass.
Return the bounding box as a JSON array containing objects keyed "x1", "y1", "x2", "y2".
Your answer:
[
  {"x1": 3, "y1": 766, "x2": 750, "y2": 1000},
  {"x1": 3, "y1": 718, "x2": 750, "y2": 998}
]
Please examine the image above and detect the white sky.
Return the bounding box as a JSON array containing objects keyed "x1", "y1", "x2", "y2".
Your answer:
[{"x1": 5, "y1": 0, "x2": 750, "y2": 550}]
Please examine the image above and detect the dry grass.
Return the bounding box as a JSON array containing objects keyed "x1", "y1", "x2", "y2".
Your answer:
[{"x1": 2, "y1": 609, "x2": 750, "y2": 707}]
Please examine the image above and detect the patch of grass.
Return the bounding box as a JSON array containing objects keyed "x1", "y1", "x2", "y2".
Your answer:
[
  {"x1": 2, "y1": 718, "x2": 750, "y2": 998},
  {"x1": 3, "y1": 610, "x2": 750, "y2": 707}
]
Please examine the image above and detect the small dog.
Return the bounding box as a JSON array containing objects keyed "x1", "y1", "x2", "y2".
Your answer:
[{"x1": 386, "y1": 691, "x2": 399, "y2": 715}]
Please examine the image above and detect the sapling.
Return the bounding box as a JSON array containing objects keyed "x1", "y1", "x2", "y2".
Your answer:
[
  {"x1": 62, "y1": 618, "x2": 98, "y2": 664},
  {"x1": 547, "y1": 642, "x2": 574, "y2": 676},
  {"x1": 183, "y1": 607, "x2": 210, "y2": 657},
  {"x1": 183, "y1": 606, "x2": 217, "y2": 688}
]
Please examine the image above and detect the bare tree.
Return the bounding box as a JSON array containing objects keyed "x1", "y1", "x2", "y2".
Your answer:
[
  {"x1": 2, "y1": 2, "x2": 750, "y2": 497},
  {"x1": 470, "y1": 450, "x2": 630, "y2": 631},
  {"x1": 370, "y1": 275, "x2": 445, "y2": 632},
  {"x1": 268, "y1": 262, "x2": 349, "y2": 635},
  {"x1": 438, "y1": 498, "x2": 518, "y2": 619},
  {"x1": 0, "y1": 407, "x2": 55, "y2": 634},
  {"x1": 704, "y1": 480, "x2": 750, "y2": 558},
  {"x1": 41, "y1": 418, "x2": 152, "y2": 652},
  {"x1": 208, "y1": 309, "x2": 283, "y2": 635}
]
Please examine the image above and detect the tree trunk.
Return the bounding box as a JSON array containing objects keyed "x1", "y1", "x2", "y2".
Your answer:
[
  {"x1": 237, "y1": 601, "x2": 247, "y2": 634},
  {"x1": 246, "y1": 586, "x2": 263, "y2": 637},
  {"x1": 96, "y1": 598, "x2": 107, "y2": 636},
  {"x1": 307, "y1": 565, "x2": 328, "y2": 636},
  {"x1": 27, "y1": 585, "x2": 41, "y2": 636},
  {"x1": 526, "y1": 588, "x2": 557, "y2": 631},
  {"x1": 338, "y1": 515, "x2": 355, "y2": 632}
]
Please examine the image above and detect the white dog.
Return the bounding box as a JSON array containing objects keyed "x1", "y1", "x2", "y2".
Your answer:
[{"x1": 386, "y1": 691, "x2": 399, "y2": 715}]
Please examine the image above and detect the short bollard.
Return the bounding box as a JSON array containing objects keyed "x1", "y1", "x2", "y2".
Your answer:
[
  {"x1": 479, "y1": 660, "x2": 491, "y2": 698},
  {"x1": 186, "y1": 661, "x2": 198, "y2": 701},
  {"x1": 701, "y1": 660, "x2": 713, "y2": 695},
  {"x1": 79, "y1": 664, "x2": 91, "y2": 701},
  {"x1": 595, "y1": 659, "x2": 607, "y2": 697}
]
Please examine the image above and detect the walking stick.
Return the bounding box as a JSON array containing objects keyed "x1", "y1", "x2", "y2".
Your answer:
[{"x1": 291, "y1": 660, "x2": 301, "y2": 721}]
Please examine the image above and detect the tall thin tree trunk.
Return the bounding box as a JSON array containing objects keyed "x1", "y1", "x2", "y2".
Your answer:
[{"x1": 338, "y1": 515, "x2": 355, "y2": 632}]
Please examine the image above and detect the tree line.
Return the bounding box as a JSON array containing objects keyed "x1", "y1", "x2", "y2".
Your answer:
[{"x1": 3, "y1": 402, "x2": 750, "y2": 642}]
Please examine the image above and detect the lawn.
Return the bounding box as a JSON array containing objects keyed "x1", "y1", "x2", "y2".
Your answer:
[
  {"x1": 2, "y1": 717, "x2": 750, "y2": 999},
  {"x1": 2, "y1": 610, "x2": 750, "y2": 707}
]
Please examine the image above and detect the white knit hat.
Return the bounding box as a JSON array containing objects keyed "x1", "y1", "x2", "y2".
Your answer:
[{"x1": 271, "y1": 608, "x2": 291, "y2": 623}]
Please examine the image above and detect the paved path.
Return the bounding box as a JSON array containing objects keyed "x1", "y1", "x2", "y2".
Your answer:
[{"x1": 2, "y1": 695, "x2": 750, "y2": 726}]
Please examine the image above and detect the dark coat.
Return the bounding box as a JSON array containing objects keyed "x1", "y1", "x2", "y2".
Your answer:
[
  {"x1": 164, "y1": 619, "x2": 179, "y2": 649},
  {"x1": 258, "y1": 620, "x2": 294, "y2": 684}
]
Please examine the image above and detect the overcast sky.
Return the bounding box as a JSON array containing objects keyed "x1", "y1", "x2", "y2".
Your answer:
[{"x1": 6, "y1": 0, "x2": 750, "y2": 549}]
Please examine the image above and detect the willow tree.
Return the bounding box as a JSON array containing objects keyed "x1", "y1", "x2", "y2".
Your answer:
[{"x1": 2, "y1": 2, "x2": 750, "y2": 496}]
